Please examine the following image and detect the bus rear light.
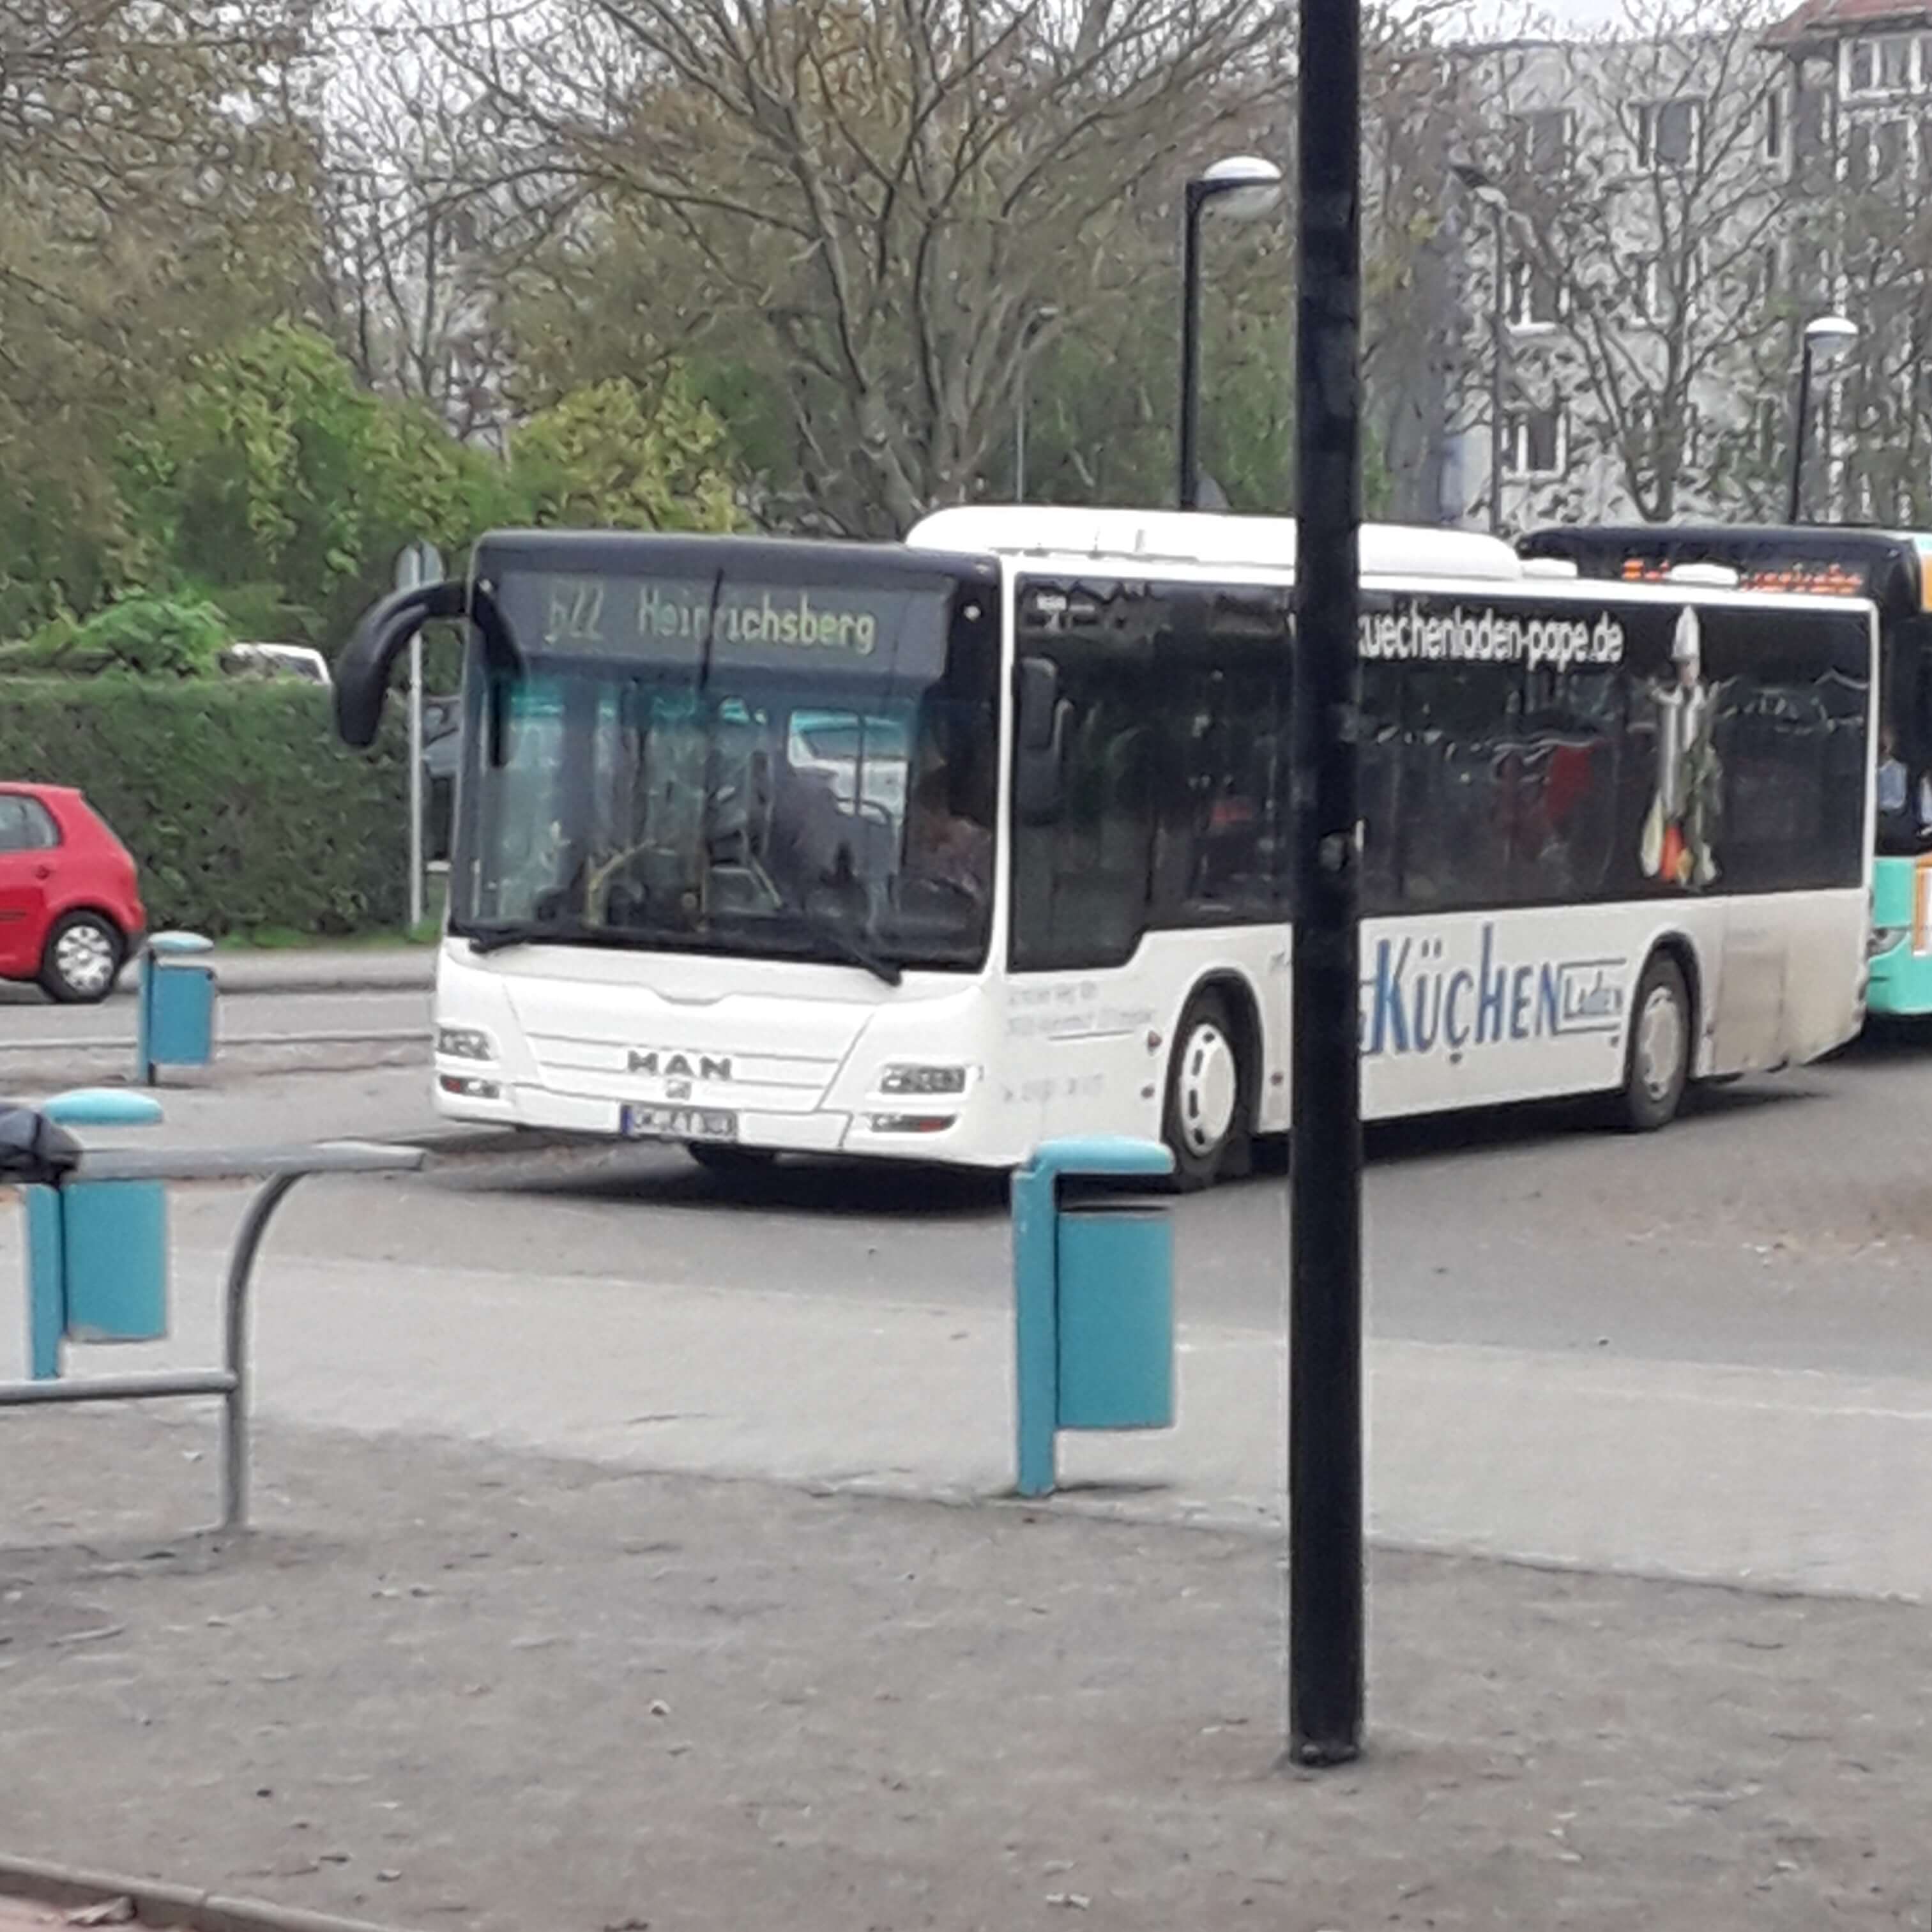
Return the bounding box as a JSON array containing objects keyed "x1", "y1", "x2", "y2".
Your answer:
[{"x1": 869, "y1": 1113, "x2": 955, "y2": 1135}]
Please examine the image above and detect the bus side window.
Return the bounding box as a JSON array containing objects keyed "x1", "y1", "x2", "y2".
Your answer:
[
  {"x1": 1357, "y1": 663, "x2": 1402, "y2": 917},
  {"x1": 1009, "y1": 584, "x2": 1157, "y2": 972},
  {"x1": 1146, "y1": 599, "x2": 1284, "y2": 929},
  {"x1": 1516, "y1": 667, "x2": 1621, "y2": 902},
  {"x1": 1399, "y1": 662, "x2": 1520, "y2": 911}
]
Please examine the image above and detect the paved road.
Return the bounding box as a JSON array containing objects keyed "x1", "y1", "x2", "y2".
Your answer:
[
  {"x1": 9, "y1": 1026, "x2": 1932, "y2": 1595},
  {"x1": 114, "y1": 1023, "x2": 1932, "y2": 1380},
  {"x1": 0, "y1": 985, "x2": 429, "y2": 1044}
]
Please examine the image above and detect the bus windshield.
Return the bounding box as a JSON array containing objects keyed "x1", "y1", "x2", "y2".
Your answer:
[{"x1": 452, "y1": 558, "x2": 1000, "y2": 973}]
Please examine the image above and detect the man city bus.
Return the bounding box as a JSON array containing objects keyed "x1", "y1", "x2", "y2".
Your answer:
[{"x1": 336, "y1": 512, "x2": 1876, "y2": 1186}]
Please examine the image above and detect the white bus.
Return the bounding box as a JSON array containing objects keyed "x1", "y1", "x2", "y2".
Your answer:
[{"x1": 335, "y1": 510, "x2": 1876, "y2": 1185}]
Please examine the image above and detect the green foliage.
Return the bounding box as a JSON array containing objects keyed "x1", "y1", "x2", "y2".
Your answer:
[
  {"x1": 121, "y1": 322, "x2": 516, "y2": 649},
  {"x1": 510, "y1": 376, "x2": 741, "y2": 531},
  {"x1": 0, "y1": 680, "x2": 408, "y2": 936},
  {"x1": 0, "y1": 595, "x2": 233, "y2": 679}
]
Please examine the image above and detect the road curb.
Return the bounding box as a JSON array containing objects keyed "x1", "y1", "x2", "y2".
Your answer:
[
  {"x1": 207, "y1": 975, "x2": 436, "y2": 997},
  {"x1": 0, "y1": 1853, "x2": 416, "y2": 1932}
]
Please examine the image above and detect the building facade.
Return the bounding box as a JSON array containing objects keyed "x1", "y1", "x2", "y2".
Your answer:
[{"x1": 1438, "y1": 1, "x2": 1932, "y2": 534}]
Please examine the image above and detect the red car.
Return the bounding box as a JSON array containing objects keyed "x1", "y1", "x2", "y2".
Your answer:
[{"x1": 0, "y1": 784, "x2": 146, "y2": 1003}]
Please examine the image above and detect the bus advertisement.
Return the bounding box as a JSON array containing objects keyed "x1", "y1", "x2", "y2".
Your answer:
[
  {"x1": 335, "y1": 512, "x2": 1876, "y2": 1185},
  {"x1": 1521, "y1": 524, "x2": 1932, "y2": 1018}
]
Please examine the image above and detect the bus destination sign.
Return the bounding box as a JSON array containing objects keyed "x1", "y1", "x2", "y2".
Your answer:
[{"x1": 498, "y1": 571, "x2": 948, "y2": 678}]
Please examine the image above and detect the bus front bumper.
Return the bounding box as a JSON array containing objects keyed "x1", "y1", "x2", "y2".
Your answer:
[{"x1": 432, "y1": 1070, "x2": 1008, "y2": 1164}]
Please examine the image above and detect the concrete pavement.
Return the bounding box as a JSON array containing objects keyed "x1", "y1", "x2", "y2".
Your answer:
[
  {"x1": 7, "y1": 1048, "x2": 1932, "y2": 1924},
  {"x1": 2, "y1": 1404, "x2": 1928, "y2": 1932},
  {"x1": 17, "y1": 1209, "x2": 1932, "y2": 1601}
]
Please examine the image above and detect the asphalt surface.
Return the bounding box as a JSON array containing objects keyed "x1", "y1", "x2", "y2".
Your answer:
[
  {"x1": 115, "y1": 1021, "x2": 1932, "y2": 1383},
  {"x1": 0, "y1": 987, "x2": 429, "y2": 1045},
  {"x1": 10, "y1": 1008, "x2": 1932, "y2": 1594}
]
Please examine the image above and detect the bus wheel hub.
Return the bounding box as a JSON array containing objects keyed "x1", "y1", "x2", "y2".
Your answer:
[{"x1": 1180, "y1": 1023, "x2": 1238, "y2": 1155}]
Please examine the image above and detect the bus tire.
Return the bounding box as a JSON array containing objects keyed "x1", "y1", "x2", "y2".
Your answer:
[
  {"x1": 1162, "y1": 986, "x2": 1251, "y2": 1189},
  {"x1": 1617, "y1": 952, "x2": 1692, "y2": 1132},
  {"x1": 687, "y1": 1144, "x2": 779, "y2": 1177}
]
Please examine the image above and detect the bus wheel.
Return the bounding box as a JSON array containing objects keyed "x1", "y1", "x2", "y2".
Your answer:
[
  {"x1": 1162, "y1": 987, "x2": 1249, "y2": 1189},
  {"x1": 1618, "y1": 953, "x2": 1691, "y2": 1132},
  {"x1": 688, "y1": 1144, "x2": 779, "y2": 1177}
]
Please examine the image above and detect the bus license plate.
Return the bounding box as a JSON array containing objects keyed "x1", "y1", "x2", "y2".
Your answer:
[{"x1": 621, "y1": 1104, "x2": 738, "y2": 1144}]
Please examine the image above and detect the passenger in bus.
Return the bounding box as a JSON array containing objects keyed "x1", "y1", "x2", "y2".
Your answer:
[
  {"x1": 906, "y1": 761, "x2": 993, "y2": 906},
  {"x1": 1876, "y1": 726, "x2": 1932, "y2": 846}
]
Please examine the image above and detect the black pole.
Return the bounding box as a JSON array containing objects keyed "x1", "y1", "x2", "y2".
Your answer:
[
  {"x1": 1489, "y1": 204, "x2": 1507, "y2": 537},
  {"x1": 1178, "y1": 181, "x2": 1208, "y2": 510},
  {"x1": 1288, "y1": 0, "x2": 1365, "y2": 1767},
  {"x1": 1788, "y1": 341, "x2": 1814, "y2": 524}
]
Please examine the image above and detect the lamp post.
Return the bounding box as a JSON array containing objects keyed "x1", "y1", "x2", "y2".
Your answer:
[
  {"x1": 1178, "y1": 155, "x2": 1284, "y2": 510},
  {"x1": 1452, "y1": 162, "x2": 1510, "y2": 535},
  {"x1": 1788, "y1": 312, "x2": 1859, "y2": 524},
  {"x1": 1014, "y1": 305, "x2": 1060, "y2": 502}
]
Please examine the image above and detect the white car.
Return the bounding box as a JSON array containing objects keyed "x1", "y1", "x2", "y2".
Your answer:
[{"x1": 221, "y1": 642, "x2": 331, "y2": 686}]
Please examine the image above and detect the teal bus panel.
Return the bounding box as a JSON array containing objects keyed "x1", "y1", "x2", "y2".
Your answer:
[{"x1": 1869, "y1": 853, "x2": 1932, "y2": 1017}]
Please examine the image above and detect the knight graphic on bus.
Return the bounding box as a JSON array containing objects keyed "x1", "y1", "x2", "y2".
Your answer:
[{"x1": 1641, "y1": 606, "x2": 1719, "y2": 891}]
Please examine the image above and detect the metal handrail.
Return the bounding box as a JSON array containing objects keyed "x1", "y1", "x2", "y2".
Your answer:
[{"x1": 0, "y1": 1139, "x2": 424, "y2": 1529}]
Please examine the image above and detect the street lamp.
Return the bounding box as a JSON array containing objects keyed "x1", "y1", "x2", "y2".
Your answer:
[
  {"x1": 1788, "y1": 312, "x2": 1859, "y2": 524},
  {"x1": 1452, "y1": 162, "x2": 1510, "y2": 536},
  {"x1": 1178, "y1": 154, "x2": 1285, "y2": 510},
  {"x1": 1014, "y1": 305, "x2": 1059, "y2": 501}
]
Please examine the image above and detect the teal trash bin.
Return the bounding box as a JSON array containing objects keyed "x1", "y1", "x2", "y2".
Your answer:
[
  {"x1": 1012, "y1": 1135, "x2": 1176, "y2": 1496},
  {"x1": 135, "y1": 931, "x2": 216, "y2": 1084},
  {"x1": 26, "y1": 1089, "x2": 168, "y2": 1378},
  {"x1": 1055, "y1": 1182, "x2": 1175, "y2": 1430}
]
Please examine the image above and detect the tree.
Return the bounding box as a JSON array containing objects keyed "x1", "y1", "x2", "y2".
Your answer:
[
  {"x1": 416, "y1": 0, "x2": 1295, "y2": 535},
  {"x1": 510, "y1": 376, "x2": 741, "y2": 529},
  {"x1": 0, "y1": 0, "x2": 323, "y2": 632}
]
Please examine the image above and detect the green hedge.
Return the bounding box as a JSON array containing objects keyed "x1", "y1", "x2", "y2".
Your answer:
[{"x1": 0, "y1": 680, "x2": 408, "y2": 936}]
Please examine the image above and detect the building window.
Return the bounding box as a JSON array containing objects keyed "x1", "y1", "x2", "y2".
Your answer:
[
  {"x1": 1795, "y1": 84, "x2": 1831, "y2": 190},
  {"x1": 1758, "y1": 397, "x2": 1781, "y2": 465},
  {"x1": 1507, "y1": 259, "x2": 1563, "y2": 328},
  {"x1": 1635, "y1": 256, "x2": 1661, "y2": 321},
  {"x1": 1849, "y1": 34, "x2": 1918, "y2": 94},
  {"x1": 1634, "y1": 249, "x2": 1701, "y2": 325},
  {"x1": 1847, "y1": 116, "x2": 1911, "y2": 188},
  {"x1": 1635, "y1": 97, "x2": 1705, "y2": 170},
  {"x1": 1504, "y1": 404, "x2": 1564, "y2": 478},
  {"x1": 1511, "y1": 109, "x2": 1572, "y2": 178},
  {"x1": 1763, "y1": 86, "x2": 1786, "y2": 164}
]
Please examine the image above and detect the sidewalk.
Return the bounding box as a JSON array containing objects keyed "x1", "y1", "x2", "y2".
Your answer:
[
  {"x1": 20, "y1": 1176, "x2": 1932, "y2": 1601},
  {"x1": 1, "y1": 1403, "x2": 1926, "y2": 1931},
  {"x1": 206, "y1": 949, "x2": 436, "y2": 996}
]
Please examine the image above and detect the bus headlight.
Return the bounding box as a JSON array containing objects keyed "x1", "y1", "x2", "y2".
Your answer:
[
  {"x1": 437, "y1": 1025, "x2": 496, "y2": 1061},
  {"x1": 1868, "y1": 927, "x2": 1907, "y2": 959},
  {"x1": 879, "y1": 1064, "x2": 970, "y2": 1096}
]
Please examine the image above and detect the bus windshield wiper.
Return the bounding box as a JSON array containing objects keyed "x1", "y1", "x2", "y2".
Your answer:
[
  {"x1": 467, "y1": 918, "x2": 572, "y2": 955},
  {"x1": 772, "y1": 906, "x2": 903, "y2": 986}
]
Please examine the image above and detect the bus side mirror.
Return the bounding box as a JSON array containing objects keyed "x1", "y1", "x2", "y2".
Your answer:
[
  {"x1": 334, "y1": 580, "x2": 466, "y2": 749},
  {"x1": 1015, "y1": 655, "x2": 1067, "y2": 825}
]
